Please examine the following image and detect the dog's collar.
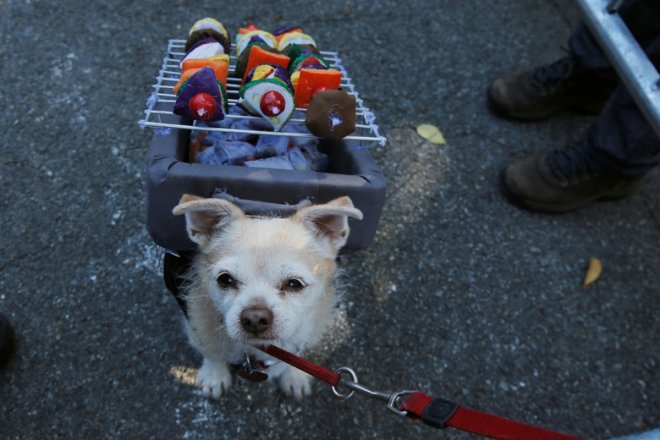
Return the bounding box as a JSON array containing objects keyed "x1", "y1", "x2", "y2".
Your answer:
[
  {"x1": 231, "y1": 344, "x2": 305, "y2": 382},
  {"x1": 230, "y1": 353, "x2": 279, "y2": 382}
]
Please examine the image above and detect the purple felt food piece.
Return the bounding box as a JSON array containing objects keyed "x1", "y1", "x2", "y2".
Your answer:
[
  {"x1": 173, "y1": 67, "x2": 225, "y2": 121},
  {"x1": 271, "y1": 67, "x2": 295, "y2": 92},
  {"x1": 299, "y1": 63, "x2": 327, "y2": 71},
  {"x1": 248, "y1": 35, "x2": 268, "y2": 45},
  {"x1": 273, "y1": 26, "x2": 299, "y2": 36}
]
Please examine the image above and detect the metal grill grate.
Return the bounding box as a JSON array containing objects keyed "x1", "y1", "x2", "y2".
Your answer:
[{"x1": 139, "y1": 39, "x2": 386, "y2": 147}]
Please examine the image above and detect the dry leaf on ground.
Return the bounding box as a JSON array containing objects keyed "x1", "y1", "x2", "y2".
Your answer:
[
  {"x1": 416, "y1": 124, "x2": 446, "y2": 144},
  {"x1": 583, "y1": 257, "x2": 602, "y2": 288}
]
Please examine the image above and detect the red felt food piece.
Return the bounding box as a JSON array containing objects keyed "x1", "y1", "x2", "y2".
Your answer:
[
  {"x1": 260, "y1": 90, "x2": 287, "y2": 117},
  {"x1": 188, "y1": 93, "x2": 217, "y2": 120},
  {"x1": 294, "y1": 68, "x2": 342, "y2": 108}
]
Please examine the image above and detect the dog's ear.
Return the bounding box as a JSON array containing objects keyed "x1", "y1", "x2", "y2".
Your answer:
[
  {"x1": 293, "y1": 196, "x2": 363, "y2": 254},
  {"x1": 172, "y1": 194, "x2": 244, "y2": 248}
]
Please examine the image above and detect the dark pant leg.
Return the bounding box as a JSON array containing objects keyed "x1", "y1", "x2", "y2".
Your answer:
[
  {"x1": 584, "y1": 36, "x2": 660, "y2": 176},
  {"x1": 568, "y1": 0, "x2": 660, "y2": 175},
  {"x1": 569, "y1": 0, "x2": 660, "y2": 75}
]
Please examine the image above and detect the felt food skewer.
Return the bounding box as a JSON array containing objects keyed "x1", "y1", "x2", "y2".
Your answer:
[
  {"x1": 274, "y1": 27, "x2": 357, "y2": 140},
  {"x1": 173, "y1": 18, "x2": 230, "y2": 121},
  {"x1": 233, "y1": 24, "x2": 356, "y2": 139},
  {"x1": 234, "y1": 25, "x2": 291, "y2": 81},
  {"x1": 274, "y1": 28, "x2": 343, "y2": 109},
  {"x1": 176, "y1": 21, "x2": 356, "y2": 140},
  {"x1": 234, "y1": 25, "x2": 295, "y2": 132}
]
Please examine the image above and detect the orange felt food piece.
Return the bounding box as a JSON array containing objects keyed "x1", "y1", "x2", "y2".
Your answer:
[
  {"x1": 173, "y1": 60, "x2": 229, "y2": 94},
  {"x1": 242, "y1": 45, "x2": 290, "y2": 82},
  {"x1": 294, "y1": 68, "x2": 342, "y2": 108},
  {"x1": 181, "y1": 58, "x2": 229, "y2": 82}
]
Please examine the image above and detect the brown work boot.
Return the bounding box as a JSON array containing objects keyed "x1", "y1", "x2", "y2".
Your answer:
[
  {"x1": 501, "y1": 144, "x2": 643, "y2": 213},
  {"x1": 488, "y1": 56, "x2": 615, "y2": 120}
]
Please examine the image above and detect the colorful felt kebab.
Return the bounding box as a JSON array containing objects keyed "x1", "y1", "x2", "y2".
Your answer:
[
  {"x1": 237, "y1": 25, "x2": 356, "y2": 138},
  {"x1": 234, "y1": 26, "x2": 296, "y2": 131},
  {"x1": 172, "y1": 18, "x2": 230, "y2": 121},
  {"x1": 173, "y1": 20, "x2": 356, "y2": 139}
]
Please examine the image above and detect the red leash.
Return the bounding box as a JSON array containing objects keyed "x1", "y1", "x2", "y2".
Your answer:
[{"x1": 258, "y1": 345, "x2": 583, "y2": 440}]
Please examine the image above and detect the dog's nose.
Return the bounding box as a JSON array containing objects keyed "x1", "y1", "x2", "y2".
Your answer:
[{"x1": 240, "y1": 306, "x2": 273, "y2": 336}]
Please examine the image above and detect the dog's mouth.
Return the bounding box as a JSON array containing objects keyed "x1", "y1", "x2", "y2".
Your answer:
[
  {"x1": 231, "y1": 328, "x2": 279, "y2": 343},
  {"x1": 243, "y1": 335, "x2": 277, "y2": 344}
]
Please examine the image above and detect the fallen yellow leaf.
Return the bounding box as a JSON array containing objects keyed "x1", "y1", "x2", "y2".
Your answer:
[
  {"x1": 416, "y1": 124, "x2": 446, "y2": 144},
  {"x1": 583, "y1": 257, "x2": 602, "y2": 288}
]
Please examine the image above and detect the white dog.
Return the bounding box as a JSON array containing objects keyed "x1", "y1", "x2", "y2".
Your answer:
[{"x1": 172, "y1": 195, "x2": 363, "y2": 400}]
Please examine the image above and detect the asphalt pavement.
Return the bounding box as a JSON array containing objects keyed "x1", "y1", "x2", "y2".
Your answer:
[{"x1": 0, "y1": 0, "x2": 658, "y2": 439}]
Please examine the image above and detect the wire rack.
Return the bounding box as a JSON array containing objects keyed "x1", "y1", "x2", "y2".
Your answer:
[{"x1": 139, "y1": 39, "x2": 386, "y2": 147}]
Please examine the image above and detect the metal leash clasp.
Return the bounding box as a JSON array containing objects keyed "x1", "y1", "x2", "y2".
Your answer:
[
  {"x1": 331, "y1": 367, "x2": 417, "y2": 416},
  {"x1": 235, "y1": 354, "x2": 270, "y2": 382}
]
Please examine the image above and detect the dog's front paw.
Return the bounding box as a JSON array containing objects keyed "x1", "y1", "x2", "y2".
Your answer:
[
  {"x1": 196, "y1": 358, "x2": 232, "y2": 399},
  {"x1": 278, "y1": 366, "x2": 312, "y2": 400}
]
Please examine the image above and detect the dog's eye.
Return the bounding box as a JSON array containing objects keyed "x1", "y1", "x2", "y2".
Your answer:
[
  {"x1": 217, "y1": 272, "x2": 237, "y2": 289},
  {"x1": 283, "y1": 278, "x2": 305, "y2": 292}
]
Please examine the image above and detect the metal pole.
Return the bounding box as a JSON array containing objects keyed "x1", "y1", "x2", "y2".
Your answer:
[{"x1": 573, "y1": 0, "x2": 660, "y2": 139}]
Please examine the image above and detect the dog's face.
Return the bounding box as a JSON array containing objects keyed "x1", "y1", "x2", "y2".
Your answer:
[{"x1": 173, "y1": 195, "x2": 363, "y2": 351}]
